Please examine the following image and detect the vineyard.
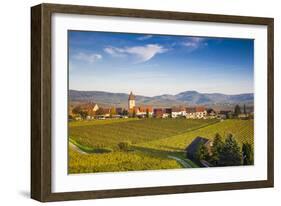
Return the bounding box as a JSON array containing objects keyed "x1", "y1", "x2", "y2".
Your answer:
[
  {"x1": 68, "y1": 118, "x2": 254, "y2": 174},
  {"x1": 69, "y1": 118, "x2": 219, "y2": 148}
]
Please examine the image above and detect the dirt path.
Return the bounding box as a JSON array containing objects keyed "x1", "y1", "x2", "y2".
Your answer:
[
  {"x1": 69, "y1": 142, "x2": 88, "y2": 155},
  {"x1": 167, "y1": 155, "x2": 192, "y2": 168}
]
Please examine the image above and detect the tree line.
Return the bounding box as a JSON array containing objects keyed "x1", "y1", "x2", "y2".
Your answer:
[{"x1": 193, "y1": 133, "x2": 254, "y2": 167}]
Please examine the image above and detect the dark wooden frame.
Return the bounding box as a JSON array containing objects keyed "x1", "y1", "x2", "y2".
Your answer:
[{"x1": 31, "y1": 3, "x2": 274, "y2": 202}]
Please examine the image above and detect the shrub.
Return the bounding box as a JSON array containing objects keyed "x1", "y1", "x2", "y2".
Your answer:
[
  {"x1": 194, "y1": 142, "x2": 209, "y2": 161},
  {"x1": 242, "y1": 143, "x2": 254, "y2": 165},
  {"x1": 118, "y1": 141, "x2": 131, "y2": 151}
]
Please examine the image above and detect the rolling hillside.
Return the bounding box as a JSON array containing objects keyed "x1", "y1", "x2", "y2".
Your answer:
[{"x1": 69, "y1": 90, "x2": 254, "y2": 108}]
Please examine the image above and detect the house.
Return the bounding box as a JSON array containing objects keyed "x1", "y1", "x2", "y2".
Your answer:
[
  {"x1": 171, "y1": 106, "x2": 186, "y2": 118},
  {"x1": 79, "y1": 102, "x2": 99, "y2": 116},
  {"x1": 238, "y1": 113, "x2": 249, "y2": 119},
  {"x1": 153, "y1": 108, "x2": 163, "y2": 118},
  {"x1": 163, "y1": 108, "x2": 172, "y2": 118},
  {"x1": 135, "y1": 106, "x2": 153, "y2": 117},
  {"x1": 206, "y1": 108, "x2": 217, "y2": 119},
  {"x1": 185, "y1": 107, "x2": 196, "y2": 119},
  {"x1": 102, "y1": 108, "x2": 111, "y2": 117},
  {"x1": 217, "y1": 110, "x2": 232, "y2": 119},
  {"x1": 185, "y1": 136, "x2": 213, "y2": 160},
  {"x1": 186, "y1": 107, "x2": 207, "y2": 119},
  {"x1": 195, "y1": 107, "x2": 207, "y2": 119},
  {"x1": 116, "y1": 107, "x2": 124, "y2": 115},
  {"x1": 74, "y1": 116, "x2": 82, "y2": 121}
]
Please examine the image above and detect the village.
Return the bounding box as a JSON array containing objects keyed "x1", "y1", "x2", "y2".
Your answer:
[{"x1": 69, "y1": 91, "x2": 253, "y2": 121}]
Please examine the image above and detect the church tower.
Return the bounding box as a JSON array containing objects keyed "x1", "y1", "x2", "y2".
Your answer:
[{"x1": 128, "y1": 91, "x2": 136, "y2": 111}]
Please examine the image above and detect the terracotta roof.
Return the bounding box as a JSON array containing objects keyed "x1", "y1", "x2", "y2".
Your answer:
[
  {"x1": 153, "y1": 108, "x2": 163, "y2": 117},
  {"x1": 172, "y1": 106, "x2": 185, "y2": 112},
  {"x1": 186, "y1": 107, "x2": 196, "y2": 113},
  {"x1": 138, "y1": 106, "x2": 153, "y2": 113},
  {"x1": 196, "y1": 107, "x2": 205, "y2": 112},
  {"x1": 80, "y1": 102, "x2": 98, "y2": 110},
  {"x1": 153, "y1": 108, "x2": 163, "y2": 113},
  {"x1": 103, "y1": 108, "x2": 111, "y2": 114},
  {"x1": 128, "y1": 91, "x2": 135, "y2": 100}
]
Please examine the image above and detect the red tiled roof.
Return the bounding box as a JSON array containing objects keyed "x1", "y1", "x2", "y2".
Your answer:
[
  {"x1": 186, "y1": 107, "x2": 205, "y2": 113},
  {"x1": 186, "y1": 107, "x2": 196, "y2": 113},
  {"x1": 153, "y1": 108, "x2": 163, "y2": 117},
  {"x1": 103, "y1": 108, "x2": 111, "y2": 114},
  {"x1": 138, "y1": 106, "x2": 153, "y2": 113},
  {"x1": 196, "y1": 107, "x2": 205, "y2": 112},
  {"x1": 153, "y1": 108, "x2": 163, "y2": 113},
  {"x1": 172, "y1": 106, "x2": 185, "y2": 112}
]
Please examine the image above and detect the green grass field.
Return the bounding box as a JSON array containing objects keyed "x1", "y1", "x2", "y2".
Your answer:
[{"x1": 68, "y1": 118, "x2": 254, "y2": 174}]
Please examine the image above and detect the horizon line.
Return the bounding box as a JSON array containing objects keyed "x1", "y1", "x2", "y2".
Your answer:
[{"x1": 69, "y1": 89, "x2": 254, "y2": 97}]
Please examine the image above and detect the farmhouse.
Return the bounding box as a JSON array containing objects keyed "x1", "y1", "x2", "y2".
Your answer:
[
  {"x1": 80, "y1": 102, "x2": 99, "y2": 115},
  {"x1": 217, "y1": 110, "x2": 232, "y2": 119},
  {"x1": 185, "y1": 136, "x2": 213, "y2": 160},
  {"x1": 206, "y1": 108, "x2": 217, "y2": 119},
  {"x1": 163, "y1": 108, "x2": 172, "y2": 118},
  {"x1": 171, "y1": 106, "x2": 186, "y2": 118},
  {"x1": 153, "y1": 108, "x2": 164, "y2": 118},
  {"x1": 186, "y1": 106, "x2": 207, "y2": 119},
  {"x1": 238, "y1": 113, "x2": 249, "y2": 119},
  {"x1": 102, "y1": 108, "x2": 111, "y2": 117},
  {"x1": 70, "y1": 102, "x2": 100, "y2": 119},
  {"x1": 116, "y1": 107, "x2": 123, "y2": 115},
  {"x1": 185, "y1": 107, "x2": 196, "y2": 119},
  {"x1": 135, "y1": 106, "x2": 153, "y2": 117}
]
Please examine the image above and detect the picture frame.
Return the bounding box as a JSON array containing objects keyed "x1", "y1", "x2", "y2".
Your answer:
[{"x1": 31, "y1": 3, "x2": 274, "y2": 202}]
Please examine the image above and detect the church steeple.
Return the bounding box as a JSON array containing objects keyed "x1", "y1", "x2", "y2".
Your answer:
[
  {"x1": 128, "y1": 91, "x2": 135, "y2": 100},
  {"x1": 128, "y1": 91, "x2": 136, "y2": 110}
]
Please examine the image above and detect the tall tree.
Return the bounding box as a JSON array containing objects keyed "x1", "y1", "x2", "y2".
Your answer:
[
  {"x1": 110, "y1": 107, "x2": 116, "y2": 117},
  {"x1": 234, "y1": 105, "x2": 241, "y2": 116},
  {"x1": 132, "y1": 109, "x2": 136, "y2": 118},
  {"x1": 122, "y1": 109, "x2": 128, "y2": 116},
  {"x1": 210, "y1": 133, "x2": 224, "y2": 166},
  {"x1": 242, "y1": 143, "x2": 254, "y2": 165},
  {"x1": 218, "y1": 134, "x2": 242, "y2": 166},
  {"x1": 146, "y1": 108, "x2": 150, "y2": 118},
  {"x1": 79, "y1": 111, "x2": 88, "y2": 119},
  {"x1": 72, "y1": 106, "x2": 82, "y2": 115},
  {"x1": 243, "y1": 104, "x2": 247, "y2": 114}
]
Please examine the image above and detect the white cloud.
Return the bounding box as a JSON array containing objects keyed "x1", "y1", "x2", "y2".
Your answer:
[
  {"x1": 137, "y1": 35, "x2": 153, "y2": 40},
  {"x1": 103, "y1": 47, "x2": 126, "y2": 57},
  {"x1": 104, "y1": 44, "x2": 167, "y2": 63},
  {"x1": 73, "y1": 52, "x2": 102, "y2": 63},
  {"x1": 182, "y1": 37, "x2": 208, "y2": 51}
]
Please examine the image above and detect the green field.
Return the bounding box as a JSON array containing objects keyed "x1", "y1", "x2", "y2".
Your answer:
[{"x1": 68, "y1": 118, "x2": 254, "y2": 174}]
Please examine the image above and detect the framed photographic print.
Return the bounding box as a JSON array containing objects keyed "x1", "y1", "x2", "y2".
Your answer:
[{"x1": 31, "y1": 3, "x2": 274, "y2": 202}]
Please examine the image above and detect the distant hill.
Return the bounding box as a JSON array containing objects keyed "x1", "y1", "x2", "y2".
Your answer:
[
  {"x1": 174, "y1": 91, "x2": 254, "y2": 105},
  {"x1": 69, "y1": 90, "x2": 254, "y2": 108}
]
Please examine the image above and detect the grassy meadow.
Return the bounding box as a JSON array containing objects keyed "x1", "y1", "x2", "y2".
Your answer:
[{"x1": 68, "y1": 118, "x2": 254, "y2": 174}]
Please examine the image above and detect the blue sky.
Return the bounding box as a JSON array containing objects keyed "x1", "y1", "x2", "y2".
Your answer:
[{"x1": 68, "y1": 30, "x2": 254, "y2": 96}]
